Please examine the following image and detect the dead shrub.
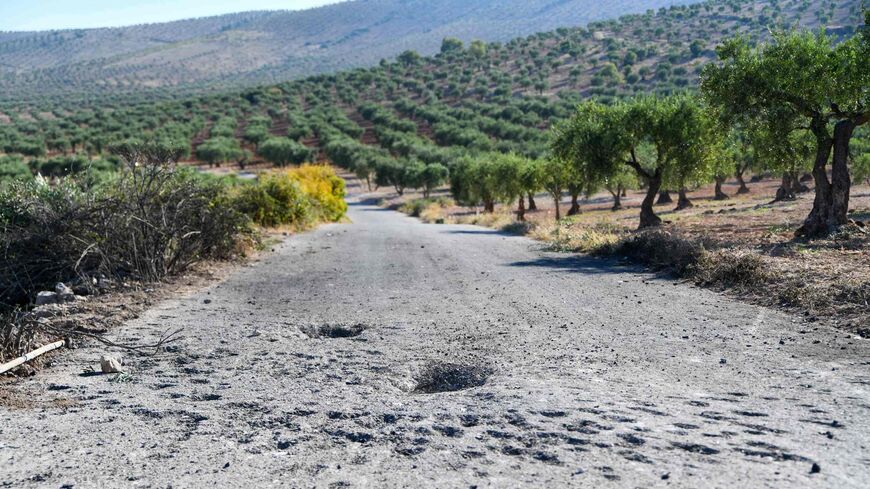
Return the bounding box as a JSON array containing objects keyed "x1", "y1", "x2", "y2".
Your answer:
[
  {"x1": 615, "y1": 228, "x2": 709, "y2": 274},
  {"x1": 690, "y1": 249, "x2": 771, "y2": 290},
  {"x1": 0, "y1": 311, "x2": 44, "y2": 365},
  {"x1": 534, "y1": 221, "x2": 621, "y2": 254},
  {"x1": 777, "y1": 281, "x2": 833, "y2": 314},
  {"x1": 0, "y1": 145, "x2": 250, "y2": 309}
]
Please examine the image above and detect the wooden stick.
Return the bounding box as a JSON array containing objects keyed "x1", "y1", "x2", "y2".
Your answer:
[{"x1": 0, "y1": 340, "x2": 64, "y2": 375}]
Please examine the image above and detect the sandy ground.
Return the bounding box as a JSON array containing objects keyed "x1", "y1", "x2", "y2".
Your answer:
[{"x1": 0, "y1": 193, "x2": 868, "y2": 488}]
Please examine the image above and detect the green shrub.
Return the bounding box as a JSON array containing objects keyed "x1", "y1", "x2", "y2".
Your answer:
[
  {"x1": 233, "y1": 173, "x2": 312, "y2": 227},
  {"x1": 258, "y1": 137, "x2": 313, "y2": 167},
  {"x1": 233, "y1": 164, "x2": 347, "y2": 227},
  {"x1": 0, "y1": 155, "x2": 31, "y2": 184}
]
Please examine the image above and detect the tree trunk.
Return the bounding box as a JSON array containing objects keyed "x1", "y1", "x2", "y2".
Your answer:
[
  {"x1": 796, "y1": 119, "x2": 834, "y2": 237},
  {"x1": 517, "y1": 195, "x2": 526, "y2": 221},
  {"x1": 829, "y1": 119, "x2": 855, "y2": 229},
  {"x1": 656, "y1": 190, "x2": 673, "y2": 205},
  {"x1": 793, "y1": 171, "x2": 810, "y2": 193},
  {"x1": 714, "y1": 177, "x2": 729, "y2": 200},
  {"x1": 527, "y1": 192, "x2": 538, "y2": 210},
  {"x1": 552, "y1": 195, "x2": 561, "y2": 221},
  {"x1": 735, "y1": 164, "x2": 750, "y2": 194},
  {"x1": 567, "y1": 189, "x2": 581, "y2": 216},
  {"x1": 484, "y1": 200, "x2": 495, "y2": 213},
  {"x1": 640, "y1": 171, "x2": 663, "y2": 228},
  {"x1": 774, "y1": 172, "x2": 798, "y2": 202},
  {"x1": 621, "y1": 187, "x2": 628, "y2": 198},
  {"x1": 610, "y1": 184, "x2": 623, "y2": 211},
  {"x1": 675, "y1": 188, "x2": 694, "y2": 210}
]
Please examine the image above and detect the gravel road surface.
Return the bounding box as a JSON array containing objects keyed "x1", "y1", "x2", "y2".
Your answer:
[{"x1": 1, "y1": 198, "x2": 868, "y2": 488}]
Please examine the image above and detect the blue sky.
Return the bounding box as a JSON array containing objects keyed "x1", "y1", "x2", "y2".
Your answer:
[{"x1": 0, "y1": 0, "x2": 343, "y2": 31}]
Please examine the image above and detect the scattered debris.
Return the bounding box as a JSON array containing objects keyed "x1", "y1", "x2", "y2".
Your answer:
[{"x1": 0, "y1": 340, "x2": 65, "y2": 375}]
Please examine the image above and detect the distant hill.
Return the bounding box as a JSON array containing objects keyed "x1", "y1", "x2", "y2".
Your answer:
[{"x1": 0, "y1": 0, "x2": 699, "y2": 100}]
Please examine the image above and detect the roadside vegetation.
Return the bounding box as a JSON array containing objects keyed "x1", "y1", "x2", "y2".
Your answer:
[{"x1": 0, "y1": 146, "x2": 346, "y2": 367}]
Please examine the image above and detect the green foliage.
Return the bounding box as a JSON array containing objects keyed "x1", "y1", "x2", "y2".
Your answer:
[
  {"x1": 450, "y1": 152, "x2": 535, "y2": 211},
  {"x1": 397, "y1": 50, "x2": 422, "y2": 66},
  {"x1": 0, "y1": 155, "x2": 31, "y2": 184},
  {"x1": 195, "y1": 137, "x2": 243, "y2": 166},
  {"x1": 233, "y1": 165, "x2": 347, "y2": 227},
  {"x1": 233, "y1": 174, "x2": 311, "y2": 228},
  {"x1": 702, "y1": 20, "x2": 869, "y2": 234},
  {"x1": 555, "y1": 94, "x2": 720, "y2": 226},
  {"x1": 258, "y1": 137, "x2": 313, "y2": 167},
  {"x1": 441, "y1": 37, "x2": 464, "y2": 54},
  {"x1": 703, "y1": 29, "x2": 868, "y2": 127}
]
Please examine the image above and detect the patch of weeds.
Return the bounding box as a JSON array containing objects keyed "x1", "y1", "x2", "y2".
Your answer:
[
  {"x1": 107, "y1": 372, "x2": 135, "y2": 383},
  {"x1": 767, "y1": 224, "x2": 792, "y2": 234},
  {"x1": 458, "y1": 212, "x2": 515, "y2": 229},
  {"x1": 398, "y1": 197, "x2": 453, "y2": 219},
  {"x1": 534, "y1": 221, "x2": 622, "y2": 254},
  {"x1": 500, "y1": 221, "x2": 534, "y2": 235},
  {"x1": 690, "y1": 250, "x2": 771, "y2": 290},
  {"x1": 777, "y1": 281, "x2": 832, "y2": 312}
]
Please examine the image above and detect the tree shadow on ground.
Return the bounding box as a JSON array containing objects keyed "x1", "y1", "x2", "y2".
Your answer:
[
  {"x1": 507, "y1": 254, "x2": 671, "y2": 278},
  {"x1": 348, "y1": 198, "x2": 385, "y2": 207},
  {"x1": 441, "y1": 229, "x2": 514, "y2": 236}
]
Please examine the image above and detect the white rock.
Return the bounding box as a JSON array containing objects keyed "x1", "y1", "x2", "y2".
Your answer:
[
  {"x1": 55, "y1": 282, "x2": 75, "y2": 302},
  {"x1": 35, "y1": 291, "x2": 58, "y2": 306},
  {"x1": 100, "y1": 355, "x2": 124, "y2": 374}
]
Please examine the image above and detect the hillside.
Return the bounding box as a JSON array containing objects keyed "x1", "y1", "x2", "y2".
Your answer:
[
  {"x1": 0, "y1": 0, "x2": 699, "y2": 100},
  {"x1": 0, "y1": 0, "x2": 862, "y2": 163}
]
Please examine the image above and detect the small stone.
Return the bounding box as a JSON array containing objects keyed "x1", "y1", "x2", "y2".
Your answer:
[
  {"x1": 100, "y1": 355, "x2": 124, "y2": 374},
  {"x1": 55, "y1": 282, "x2": 75, "y2": 301},
  {"x1": 719, "y1": 358, "x2": 727, "y2": 365},
  {"x1": 810, "y1": 462, "x2": 821, "y2": 474},
  {"x1": 35, "y1": 291, "x2": 58, "y2": 306}
]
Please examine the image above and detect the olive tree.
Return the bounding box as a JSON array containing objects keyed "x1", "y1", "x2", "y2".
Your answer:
[
  {"x1": 702, "y1": 23, "x2": 869, "y2": 236},
  {"x1": 555, "y1": 95, "x2": 719, "y2": 228},
  {"x1": 539, "y1": 157, "x2": 572, "y2": 221},
  {"x1": 195, "y1": 137, "x2": 243, "y2": 167},
  {"x1": 258, "y1": 137, "x2": 313, "y2": 167}
]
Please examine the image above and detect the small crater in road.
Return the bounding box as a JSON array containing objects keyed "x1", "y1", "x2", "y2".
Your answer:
[
  {"x1": 411, "y1": 362, "x2": 491, "y2": 394},
  {"x1": 300, "y1": 323, "x2": 367, "y2": 339}
]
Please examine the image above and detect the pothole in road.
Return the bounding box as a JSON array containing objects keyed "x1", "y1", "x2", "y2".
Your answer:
[
  {"x1": 412, "y1": 362, "x2": 491, "y2": 394},
  {"x1": 300, "y1": 323, "x2": 367, "y2": 339}
]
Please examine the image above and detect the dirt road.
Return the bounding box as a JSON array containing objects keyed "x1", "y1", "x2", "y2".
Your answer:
[{"x1": 1, "y1": 198, "x2": 868, "y2": 488}]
